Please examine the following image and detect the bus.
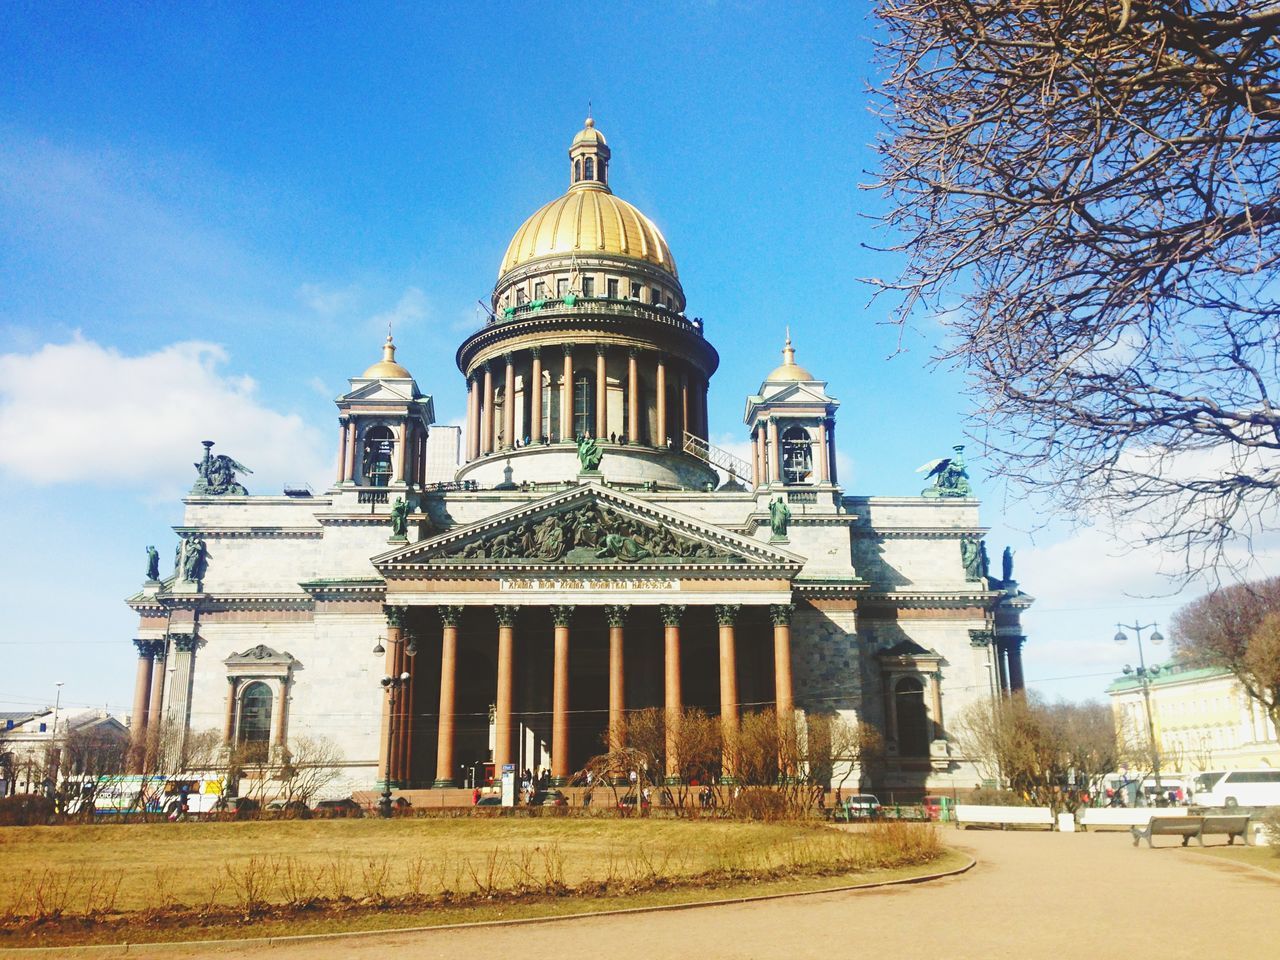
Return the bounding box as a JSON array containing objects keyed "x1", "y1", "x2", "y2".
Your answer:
[
  {"x1": 86, "y1": 775, "x2": 225, "y2": 816},
  {"x1": 1192, "y1": 769, "x2": 1280, "y2": 808}
]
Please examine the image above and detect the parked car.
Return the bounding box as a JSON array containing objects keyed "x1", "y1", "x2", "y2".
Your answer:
[
  {"x1": 475, "y1": 795, "x2": 503, "y2": 807},
  {"x1": 267, "y1": 799, "x2": 311, "y2": 818},
  {"x1": 843, "y1": 794, "x2": 882, "y2": 818},
  {"x1": 532, "y1": 789, "x2": 568, "y2": 806},
  {"x1": 313, "y1": 797, "x2": 363, "y2": 817}
]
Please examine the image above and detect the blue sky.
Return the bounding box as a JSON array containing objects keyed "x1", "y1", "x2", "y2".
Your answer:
[{"x1": 0, "y1": 3, "x2": 1219, "y2": 720}]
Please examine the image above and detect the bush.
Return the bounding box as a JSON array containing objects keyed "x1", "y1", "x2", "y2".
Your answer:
[
  {"x1": 967, "y1": 788, "x2": 1027, "y2": 806},
  {"x1": 0, "y1": 794, "x2": 58, "y2": 826},
  {"x1": 732, "y1": 787, "x2": 790, "y2": 821},
  {"x1": 1260, "y1": 808, "x2": 1280, "y2": 853}
]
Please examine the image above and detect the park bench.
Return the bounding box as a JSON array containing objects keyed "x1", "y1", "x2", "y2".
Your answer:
[
  {"x1": 1078, "y1": 807, "x2": 1190, "y2": 831},
  {"x1": 954, "y1": 804, "x2": 1054, "y2": 830},
  {"x1": 1198, "y1": 814, "x2": 1251, "y2": 846},
  {"x1": 1131, "y1": 814, "x2": 1253, "y2": 847}
]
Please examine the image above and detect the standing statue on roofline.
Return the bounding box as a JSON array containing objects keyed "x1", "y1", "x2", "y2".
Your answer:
[
  {"x1": 390, "y1": 497, "x2": 409, "y2": 538},
  {"x1": 145, "y1": 545, "x2": 160, "y2": 581},
  {"x1": 916, "y1": 444, "x2": 973, "y2": 498},
  {"x1": 1002, "y1": 546, "x2": 1015, "y2": 583},
  {"x1": 769, "y1": 496, "x2": 791, "y2": 539},
  {"x1": 577, "y1": 434, "x2": 603, "y2": 472}
]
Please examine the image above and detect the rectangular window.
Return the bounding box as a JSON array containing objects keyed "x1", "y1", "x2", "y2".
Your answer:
[
  {"x1": 582, "y1": 276, "x2": 595, "y2": 297},
  {"x1": 516, "y1": 287, "x2": 527, "y2": 305},
  {"x1": 630, "y1": 281, "x2": 642, "y2": 299},
  {"x1": 651, "y1": 287, "x2": 661, "y2": 304},
  {"x1": 557, "y1": 278, "x2": 568, "y2": 297},
  {"x1": 607, "y1": 278, "x2": 619, "y2": 298},
  {"x1": 573, "y1": 375, "x2": 594, "y2": 437},
  {"x1": 534, "y1": 282, "x2": 546, "y2": 300}
]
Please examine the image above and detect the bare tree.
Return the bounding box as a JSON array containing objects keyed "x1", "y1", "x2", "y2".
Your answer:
[
  {"x1": 1172, "y1": 575, "x2": 1280, "y2": 732},
  {"x1": 278, "y1": 736, "x2": 345, "y2": 805},
  {"x1": 869, "y1": 1, "x2": 1280, "y2": 579},
  {"x1": 956, "y1": 693, "x2": 1142, "y2": 815}
]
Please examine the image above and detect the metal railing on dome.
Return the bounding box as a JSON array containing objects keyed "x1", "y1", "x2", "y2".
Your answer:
[{"x1": 491, "y1": 296, "x2": 705, "y2": 337}]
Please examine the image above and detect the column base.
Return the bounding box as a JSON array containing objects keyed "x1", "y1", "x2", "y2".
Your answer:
[
  {"x1": 663, "y1": 775, "x2": 683, "y2": 786},
  {"x1": 550, "y1": 776, "x2": 570, "y2": 788},
  {"x1": 431, "y1": 778, "x2": 459, "y2": 789}
]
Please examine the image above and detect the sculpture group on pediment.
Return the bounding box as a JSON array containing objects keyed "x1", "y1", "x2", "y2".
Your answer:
[{"x1": 442, "y1": 501, "x2": 739, "y2": 564}]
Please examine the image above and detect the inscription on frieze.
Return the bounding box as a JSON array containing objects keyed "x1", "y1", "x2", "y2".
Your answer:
[{"x1": 501, "y1": 577, "x2": 680, "y2": 592}]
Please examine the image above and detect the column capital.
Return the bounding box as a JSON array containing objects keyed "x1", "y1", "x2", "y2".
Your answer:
[
  {"x1": 438, "y1": 605, "x2": 464, "y2": 627},
  {"x1": 504, "y1": 351, "x2": 514, "y2": 364},
  {"x1": 714, "y1": 604, "x2": 741, "y2": 626},
  {"x1": 171, "y1": 633, "x2": 199, "y2": 653},
  {"x1": 768, "y1": 603, "x2": 795, "y2": 626},
  {"x1": 968, "y1": 629, "x2": 995, "y2": 648},
  {"x1": 550, "y1": 604, "x2": 576, "y2": 627},
  {"x1": 482, "y1": 359, "x2": 493, "y2": 373},
  {"x1": 385, "y1": 604, "x2": 411, "y2": 628},
  {"x1": 627, "y1": 346, "x2": 639, "y2": 358},
  {"x1": 133, "y1": 638, "x2": 160, "y2": 658},
  {"x1": 604, "y1": 604, "x2": 629, "y2": 627},
  {"x1": 529, "y1": 345, "x2": 541, "y2": 358},
  {"x1": 596, "y1": 344, "x2": 607, "y2": 357},
  {"x1": 562, "y1": 343, "x2": 574, "y2": 358},
  {"x1": 659, "y1": 604, "x2": 686, "y2": 626},
  {"x1": 494, "y1": 605, "x2": 520, "y2": 627}
]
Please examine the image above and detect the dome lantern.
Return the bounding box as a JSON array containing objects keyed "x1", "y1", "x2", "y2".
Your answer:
[{"x1": 569, "y1": 116, "x2": 611, "y2": 191}]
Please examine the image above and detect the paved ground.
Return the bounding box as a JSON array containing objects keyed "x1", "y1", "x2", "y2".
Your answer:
[{"x1": 86, "y1": 828, "x2": 1280, "y2": 959}]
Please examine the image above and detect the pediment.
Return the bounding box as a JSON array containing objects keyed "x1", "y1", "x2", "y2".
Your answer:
[
  {"x1": 374, "y1": 483, "x2": 803, "y2": 576},
  {"x1": 339, "y1": 379, "x2": 419, "y2": 403},
  {"x1": 760, "y1": 381, "x2": 837, "y2": 405},
  {"x1": 879, "y1": 639, "x2": 940, "y2": 660}
]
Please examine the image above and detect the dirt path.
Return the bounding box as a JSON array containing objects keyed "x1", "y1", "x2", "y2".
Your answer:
[{"x1": 51, "y1": 829, "x2": 1280, "y2": 959}]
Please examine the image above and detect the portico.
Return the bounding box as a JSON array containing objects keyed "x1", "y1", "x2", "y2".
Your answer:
[{"x1": 372, "y1": 484, "x2": 802, "y2": 787}]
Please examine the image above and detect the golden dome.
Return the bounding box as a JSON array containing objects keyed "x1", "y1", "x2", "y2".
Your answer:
[
  {"x1": 363, "y1": 334, "x2": 413, "y2": 379},
  {"x1": 766, "y1": 331, "x2": 815, "y2": 381},
  {"x1": 499, "y1": 188, "x2": 677, "y2": 277}
]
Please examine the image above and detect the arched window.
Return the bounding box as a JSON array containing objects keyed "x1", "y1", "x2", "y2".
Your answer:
[
  {"x1": 238, "y1": 681, "x2": 273, "y2": 749},
  {"x1": 574, "y1": 158, "x2": 582, "y2": 182},
  {"x1": 573, "y1": 372, "x2": 594, "y2": 438},
  {"x1": 895, "y1": 677, "x2": 930, "y2": 757},
  {"x1": 598, "y1": 158, "x2": 607, "y2": 184},
  {"x1": 362, "y1": 426, "x2": 395, "y2": 486},
  {"x1": 781, "y1": 426, "x2": 813, "y2": 485},
  {"x1": 584, "y1": 156, "x2": 595, "y2": 181}
]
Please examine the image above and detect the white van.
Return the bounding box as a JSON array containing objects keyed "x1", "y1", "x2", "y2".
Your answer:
[{"x1": 1192, "y1": 769, "x2": 1280, "y2": 808}]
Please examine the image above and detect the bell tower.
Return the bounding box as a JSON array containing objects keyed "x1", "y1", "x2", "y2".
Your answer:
[
  {"x1": 744, "y1": 332, "x2": 840, "y2": 490},
  {"x1": 333, "y1": 334, "x2": 435, "y2": 491}
]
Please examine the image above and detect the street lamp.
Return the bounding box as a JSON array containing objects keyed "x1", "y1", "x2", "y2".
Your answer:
[
  {"x1": 378, "y1": 671, "x2": 412, "y2": 818},
  {"x1": 1115, "y1": 622, "x2": 1164, "y2": 792},
  {"x1": 373, "y1": 628, "x2": 416, "y2": 818},
  {"x1": 46, "y1": 681, "x2": 64, "y2": 799}
]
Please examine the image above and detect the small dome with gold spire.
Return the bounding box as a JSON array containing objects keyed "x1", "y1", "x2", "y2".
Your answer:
[
  {"x1": 362, "y1": 334, "x2": 413, "y2": 379},
  {"x1": 765, "y1": 330, "x2": 815, "y2": 381}
]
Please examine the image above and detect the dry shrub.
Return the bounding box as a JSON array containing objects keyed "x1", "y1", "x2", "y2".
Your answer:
[
  {"x1": 224, "y1": 857, "x2": 279, "y2": 916},
  {"x1": 860, "y1": 822, "x2": 943, "y2": 868},
  {"x1": 733, "y1": 787, "x2": 790, "y2": 821},
  {"x1": 1261, "y1": 808, "x2": 1280, "y2": 854}
]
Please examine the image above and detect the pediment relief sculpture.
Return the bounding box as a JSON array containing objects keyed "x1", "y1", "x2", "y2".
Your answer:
[{"x1": 441, "y1": 502, "x2": 740, "y2": 565}]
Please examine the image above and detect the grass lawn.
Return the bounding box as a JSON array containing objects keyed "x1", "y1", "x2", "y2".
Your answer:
[
  {"x1": 1192, "y1": 844, "x2": 1280, "y2": 874},
  {"x1": 0, "y1": 815, "x2": 946, "y2": 938}
]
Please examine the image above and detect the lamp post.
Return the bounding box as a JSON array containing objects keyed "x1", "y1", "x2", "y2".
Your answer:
[
  {"x1": 1115, "y1": 622, "x2": 1164, "y2": 792},
  {"x1": 46, "y1": 681, "x2": 64, "y2": 799},
  {"x1": 377, "y1": 672, "x2": 412, "y2": 818}
]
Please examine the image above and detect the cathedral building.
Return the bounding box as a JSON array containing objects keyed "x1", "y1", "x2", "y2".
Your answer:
[{"x1": 125, "y1": 119, "x2": 1032, "y2": 799}]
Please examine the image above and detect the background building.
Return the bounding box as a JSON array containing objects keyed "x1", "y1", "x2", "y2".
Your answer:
[
  {"x1": 1108, "y1": 662, "x2": 1280, "y2": 772},
  {"x1": 122, "y1": 120, "x2": 1033, "y2": 801}
]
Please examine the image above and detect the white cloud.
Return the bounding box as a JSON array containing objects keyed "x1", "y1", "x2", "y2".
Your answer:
[
  {"x1": 297, "y1": 282, "x2": 359, "y2": 317},
  {"x1": 0, "y1": 336, "x2": 330, "y2": 496},
  {"x1": 369, "y1": 287, "x2": 429, "y2": 333}
]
